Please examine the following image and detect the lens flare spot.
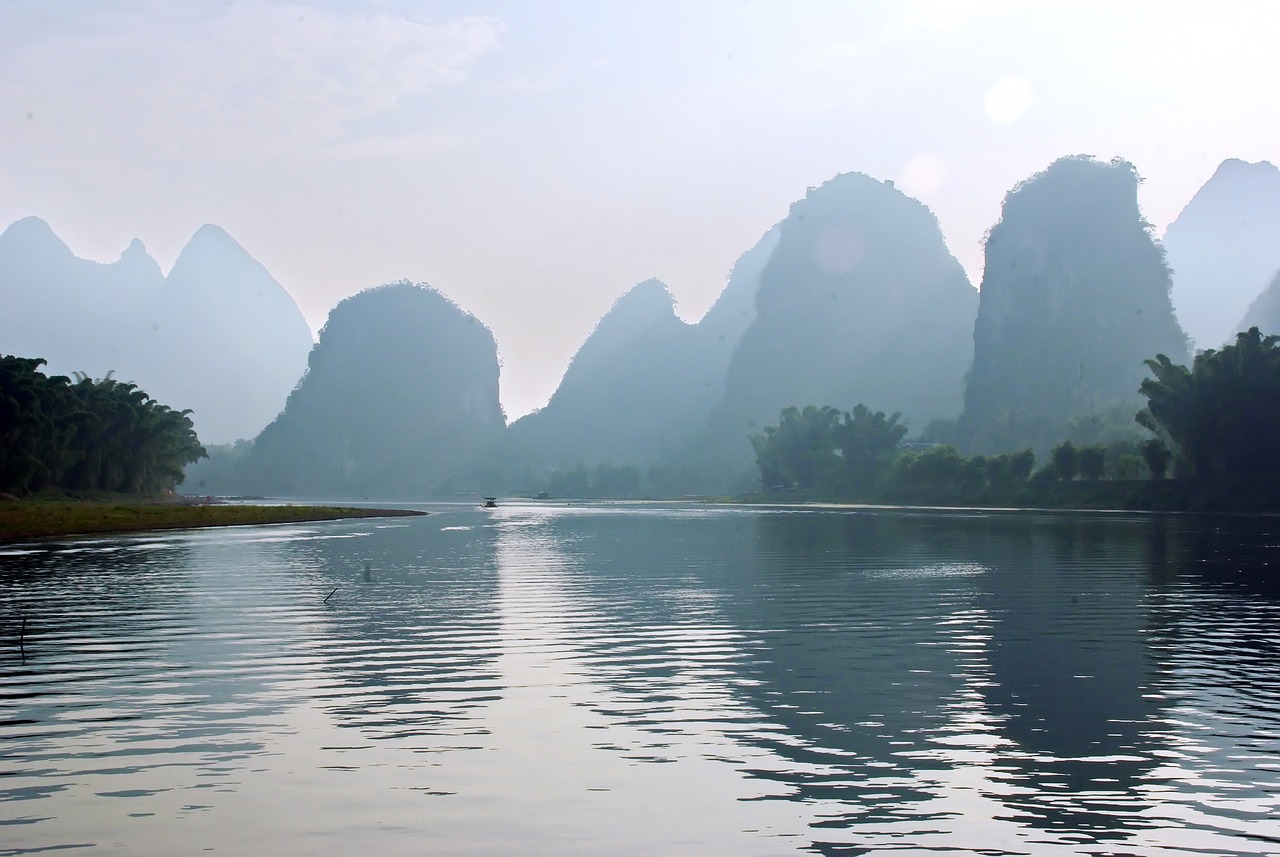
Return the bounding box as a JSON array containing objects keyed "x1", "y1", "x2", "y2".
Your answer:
[
  {"x1": 984, "y1": 76, "x2": 1033, "y2": 123},
  {"x1": 899, "y1": 152, "x2": 946, "y2": 197}
]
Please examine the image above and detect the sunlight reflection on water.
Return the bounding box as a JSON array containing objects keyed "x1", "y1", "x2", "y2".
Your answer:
[{"x1": 1, "y1": 502, "x2": 1278, "y2": 854}]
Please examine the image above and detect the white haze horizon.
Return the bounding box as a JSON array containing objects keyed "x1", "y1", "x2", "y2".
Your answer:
[{"x1": 3, "y1": 1, "x2": 1278, "y2": 420}]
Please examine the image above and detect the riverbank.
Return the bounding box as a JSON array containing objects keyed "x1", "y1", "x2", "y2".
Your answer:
[
  {"x1": 745, "y1": 478, "x2": 1280, "y2": 513},
  {"x1": 0, "y1": 500, "x2": 427, "y2": 543}
]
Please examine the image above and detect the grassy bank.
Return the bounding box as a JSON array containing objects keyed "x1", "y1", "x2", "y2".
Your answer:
[{"x1": 0, "y1": 500, "x2": 427, "y2": 543}]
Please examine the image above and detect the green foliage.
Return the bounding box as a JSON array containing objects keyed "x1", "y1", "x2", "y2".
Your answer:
[
  {"x1": 0, "y1": 355, "x2": 206, "y2": 496},
  {"x1": 1137, "y1": 327, "x2": 1280, "y2": 483},
  {"x1": 1051, "y1": 441, "x2": 1079, "y2": 481},
  {"x1": 1113, "y1": 452, "x2": 1144, "y2": 480},
  {"x1": 751, "y1": 403, "x2": 906, "y2": 496},
  {"x1": 984, "y1": 454, "x2": 1009, "y2": 484},
  {"x1": 894, "y1": 445, "x2": 966, "y2": 491},
  {"x1": 892, "y1": 445, "x2": 1038, "y2": 495},
  {"x1": 1007, "y1": 449, "x2": 1037, "y2": 481},
  {"x1": 1076, "y1": 444, "x2": 1107, "y2": 480},
  {"x1": 834, "y1": 405, "x2": 910, "y2": 493},
  {"x1": 1139, "y1": 438, "x2": 1171, "y2": 480},
  {"x1": 1062, "y1": 405, "x2": 1152, "y2": 448},
  {"x1": 750, "y1": 405, "x2": 841, "y2": 491},
  {"x1": 1031, "y1": 463, "x2": 1059, "y2": 482},
  {"x1": 750, "y1": 400, "x2": 1053, "y2": 500}
]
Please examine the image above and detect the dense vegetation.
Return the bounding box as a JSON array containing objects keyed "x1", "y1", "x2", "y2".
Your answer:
[
  {"x1": 1, "y1": 355, "x2": 205, "y2": 495},
  {"x1": 1138, "y1": 327, "x2": 1280, "y2": 489},
  {"x1": 751, "y1": 404, "x2": 907, "y2": 497},
  {"x1": 750, "y1": 403, "x2": 1037, "y2": 501},
  {"x1": 750, "y1": 327, "x2": 1280, "y2": 510}
]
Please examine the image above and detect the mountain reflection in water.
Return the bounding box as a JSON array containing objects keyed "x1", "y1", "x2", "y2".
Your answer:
[{"x1": 1, "y1": 503, "x2": 1277, "y2": 855}]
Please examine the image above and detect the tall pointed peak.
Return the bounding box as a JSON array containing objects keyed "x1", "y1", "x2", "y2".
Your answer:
[
  {"x1": 175, "y1": 223, "x2": 248, "y2": 261},
  {"x1": 189, "y1": 222, "x2": 236, "y2": 245},
  {"x1": 169, "y1": 223, "x2": 269, "y2": 285}
]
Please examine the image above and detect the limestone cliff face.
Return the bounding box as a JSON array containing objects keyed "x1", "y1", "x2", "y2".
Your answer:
[
  {"x1": 242, "y1": 282, "x2": 504, "y2": 496},
  {"x1": 707, "y1": 173, "x2": 977, "y2": 464},
  {"x1": 0, "y1": 217, "x2": 313, "y2": 444},
  {"x1": 1163, "y1": 158, "x2": 1280, "y2": 351},
  {"x1": 960, "y1": 156, "x2": 1189, "y2": 454}
]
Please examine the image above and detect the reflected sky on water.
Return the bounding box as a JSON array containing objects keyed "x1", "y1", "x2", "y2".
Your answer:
[{"x1": 1, "y1": 503, "x2": 1278, "y2": 855}]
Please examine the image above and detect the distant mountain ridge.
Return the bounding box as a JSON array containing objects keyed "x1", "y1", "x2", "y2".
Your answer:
[
  {"x1": 1240, "y1": 269, "x2": 1280, "y2": 336},
  {"x1": 1163, "y1": 158, "x2": 1280, "y2": 350},
  {"x1": 17, "y1": 154, "x2": 1279, "y2": 498},
  {"x1": 0, "y1": 217, "x2": 313, "y2": 444},
  {"x1": 504, "y1": 228, "x2": 779, "y2": 478}
]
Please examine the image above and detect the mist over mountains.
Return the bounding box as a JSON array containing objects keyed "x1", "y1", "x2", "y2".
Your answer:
[
  {"x1": 504, "y1": 228, "x2": 778, "y2": 478},
  {"x1": 1163, "y1": 158, "x2": 1280, "y2": 351},
  {"x1": 7, "y1": 155, "x2": 1278, "y2": 497},
  {"x1": 231, "y1": 282, "x2": 504, "y2": 496},
  {"x1": 705, "y1": 173, "x2": 978, "y2": 472},
  {"x1": 960, "y1": 156, "x2": 1190, "y2": 454},
  {"x1": 0, "y1": 217, "x2": 312, "y2": 445}
]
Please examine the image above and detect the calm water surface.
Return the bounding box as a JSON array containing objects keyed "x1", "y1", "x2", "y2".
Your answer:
[{"x1": 2, "y1": 503, "x2": 1279, "y2": 855}]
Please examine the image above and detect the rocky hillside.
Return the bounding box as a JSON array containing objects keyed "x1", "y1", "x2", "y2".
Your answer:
[
  {"x1": 705, "y1": 173, "x2": 978, "y2": 474},
  {"x1": 236, "y1": 282, "x2": 505, "y2": 496},
  {"x1": 960, "y1": 156, "x2": 1189, "y2": 454}
]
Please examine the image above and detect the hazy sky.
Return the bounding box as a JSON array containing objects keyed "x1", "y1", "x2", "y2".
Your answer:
[{"x1": 3, "y1": 1, "x2": 1279, "y2": 419}]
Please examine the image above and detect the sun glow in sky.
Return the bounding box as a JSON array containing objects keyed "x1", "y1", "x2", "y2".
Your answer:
[{"x1": 3, "y1": 0, "x2": 1278, "y2": 419}]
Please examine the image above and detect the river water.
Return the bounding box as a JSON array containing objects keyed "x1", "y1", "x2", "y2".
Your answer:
[{"x1": 1, "y1": 502, "x2": 1278, "y2": 855}]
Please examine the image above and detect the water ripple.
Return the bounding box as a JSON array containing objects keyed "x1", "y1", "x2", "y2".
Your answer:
[{"x1": 0, "y1": 505, "x2": 1278, "y2": 853}]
